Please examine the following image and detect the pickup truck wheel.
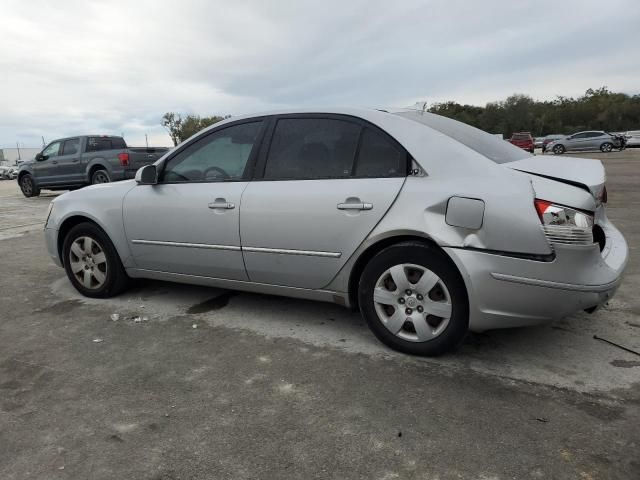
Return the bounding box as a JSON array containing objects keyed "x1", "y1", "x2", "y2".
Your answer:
[
  {"x1": 358, "y1": 242, "x2": 469, "y2": 356},
  {"x1": 19, "y1": 174, "x2": 40, "y2": 197},
  {"x1": 62, "y1": 222, "x2": 129, "y2": 298},
  {"x1": 91, "y1": 169, "x2": 111, "y2": 184}
]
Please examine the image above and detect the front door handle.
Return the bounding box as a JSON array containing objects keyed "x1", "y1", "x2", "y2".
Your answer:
[
  {"x1": 208, "y1": 200, "x2": 235, "y2": 209},
  {"x1": 51, "y1": 160, "x2": 58, "y2": 165},
  {"x1": 337, "y1": 202, "x2": 373, "y2": 211}
]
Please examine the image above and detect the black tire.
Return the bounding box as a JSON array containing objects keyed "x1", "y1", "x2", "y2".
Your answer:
[
  {"x1": 552, "y1": 144, "x2": 565, "y2": 155},
  {"x1": 358, "y1": 242, "x2": 469, "y2": 356},
  {"x1": 600, "y1": 142, "x2": 613, "y2": 153},
  {"x1": 19, "y1": 174, "x2": 40, "y2": 197},
  {"x1": 91, "y1": 169, "x2": 111, "y2": 184},
  {"x1": 62, "y1": 222, "x2": 129, "y2": 298}
]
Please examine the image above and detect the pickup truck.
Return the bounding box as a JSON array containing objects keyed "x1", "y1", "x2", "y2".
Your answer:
[{"x1": 17, "y1": 135, "x2": 169, "y2": 197}]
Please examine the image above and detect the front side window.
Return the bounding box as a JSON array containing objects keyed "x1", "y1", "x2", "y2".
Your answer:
[
  {"x1": 61, "y1": 138, "x2": 80, "y2": 155},
  {"x1": 162, "y1": 121, "x2": 262, "y2": 183},
  {"x1": 571, "y1": 133, "x2": 587, "y2": 139},
  {"x1": 264, "y1": 118, "x2": 360, "y2": 180},
  {"x1": 42, "y1": 142, "x2": 61, "y2": 158},
  {"x1": 355, "y1": 128, "x2": 406, "y2": 177}
]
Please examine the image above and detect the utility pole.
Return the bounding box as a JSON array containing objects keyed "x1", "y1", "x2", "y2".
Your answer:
[
  {"x1": 145, "y1": 134, "x2": 148, "y2": 148},
  {"x1": 41, "y1": 136, "x2": 46, "y2": 147},
  {"x1": 16, "y1": 142, "x2": 21, "y2": 160}
]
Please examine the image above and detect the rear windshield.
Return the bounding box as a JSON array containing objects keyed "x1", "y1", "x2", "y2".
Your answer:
[
  {"x1": 396, "y1": 111, "x2": 531, "y2": 164},
  {"x1": 511, "y1": 133, "x2": 531, "y2": 140}
]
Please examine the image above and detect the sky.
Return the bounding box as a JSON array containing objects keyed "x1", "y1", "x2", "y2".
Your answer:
[{"x1": 2, "y1": 0, "x2": 639, "y2": 148}]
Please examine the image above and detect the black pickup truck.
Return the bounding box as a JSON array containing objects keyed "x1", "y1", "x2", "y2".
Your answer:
[{"x1": 17, "y1": 135, "x2": 169, "y2": 197}]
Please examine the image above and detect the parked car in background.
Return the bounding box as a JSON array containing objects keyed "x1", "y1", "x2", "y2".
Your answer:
[
  {"x1": 43, "y1": 108, "x2": 628, "y2": 356},
  {"x1": 534, "y1": 137, "x2": 545, "y2": 149},
  {"x1": 625, "y1": 130, "x2": 640, "y2": 147},
  {"x1": 541, "y1": 134, "x2": 565, "y2": 153},
  {"x1": 545, "y1": 131, "x2": 622, "y2": 154},
  {"x1": 17, "y1": 135, "x2": 169, "y2": 197},
  {"x1": 509, "y1": 132, "x2": 534, "y2": 153},
  {"x1": 0, "y1": 166, "x2": 18, "y2": 180}
]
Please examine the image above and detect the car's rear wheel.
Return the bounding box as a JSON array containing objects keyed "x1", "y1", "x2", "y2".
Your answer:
[
  {"x1": 19, "y1": 174, "x2": 40, "y2": 197},
  {"x1": 552, "y1": 144, "x2": 565, "y2": 154},
  {"x1": 62, "y1": 222, "x2": 129, "y2": 298},
  {"x1": 91, "y1": 169, "x2": 111, "y2": 184},
  {"x1": 600, "y1": 142, "x2": 613, "y2": 153},
  {"x1": 358, "y1": 242, "x2": 469, "y2": 356}
]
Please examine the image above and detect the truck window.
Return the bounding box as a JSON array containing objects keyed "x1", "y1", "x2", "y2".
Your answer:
[
  {"x1": 87, "y1": 137, "x2": 125, "y2": 152},
  {"x1": 61, "y1": 138, "x2": 80, "y2": 155}
]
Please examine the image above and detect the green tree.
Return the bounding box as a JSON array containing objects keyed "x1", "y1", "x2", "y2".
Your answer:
[
  {"x1": 161, "y1": 112, "x2": 230, "y2": 146},
  {"x1": 426, "y1": 87, "x2": 640, "y2": 137}
]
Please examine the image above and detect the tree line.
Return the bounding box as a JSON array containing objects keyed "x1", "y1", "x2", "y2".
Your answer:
[
  {"x1": 426, "y1": 87, "x2": 640, "y2": 137},
  {"x1": 161, "y1": 87, "x2": 640, "y2": 144}
]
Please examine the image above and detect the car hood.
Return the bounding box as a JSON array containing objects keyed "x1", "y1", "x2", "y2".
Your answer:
[{"x1": 505, "y1": 155, "x2": 605, "y2": 199}]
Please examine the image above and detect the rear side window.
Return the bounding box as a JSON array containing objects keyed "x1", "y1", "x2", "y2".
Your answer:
[
  {"x1": 264, "y1": 118, "x2": 360, "y2": 180},
  {"x1": 87, "y1": 137, "x2": 126, "y2": 152},
  {"x1": 587, "y1": 131, "x2": 604, "y2": 138},
  {"x1": 61, "y1": 138, "x2": 80, "y2": 155},
  {"x1": 355, "y1": 128, "x2": 406, "y2": 177}
]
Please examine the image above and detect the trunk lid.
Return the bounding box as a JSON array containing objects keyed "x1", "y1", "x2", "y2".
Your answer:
[{"x1": 506, "y1": 155, "x2": 606, "y2": 200}]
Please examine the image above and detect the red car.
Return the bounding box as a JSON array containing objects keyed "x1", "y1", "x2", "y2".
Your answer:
[{"x1": 509, "y1": 132, "x2": 535, "y2": 153}]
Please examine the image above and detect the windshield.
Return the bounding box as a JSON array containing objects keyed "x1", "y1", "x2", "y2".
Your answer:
[{"x1": 395, "y1": 110, "x2": 531, "y2": 164}]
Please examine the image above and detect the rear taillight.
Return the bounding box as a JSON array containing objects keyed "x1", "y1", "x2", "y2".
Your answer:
[
  {"x1": 117, "y1": 152, "x2": 129, "y2": 166},
  {"x1": 534, "y1": 199, "x2": 595, "y2": 246}
]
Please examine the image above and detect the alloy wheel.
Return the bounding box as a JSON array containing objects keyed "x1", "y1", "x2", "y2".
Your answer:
[
  {"x1": 21, "y1": 177, "x2": 32, "y2": 195},
  {"x1": 373, "y1": 263, "x2": 452, "y2": 342},
  {"x1": 68, "y1": 236, "x2": 108, "y2": 289},
  {"x1": 93, "y1": 171, "x2": 110, "y2": 184}
]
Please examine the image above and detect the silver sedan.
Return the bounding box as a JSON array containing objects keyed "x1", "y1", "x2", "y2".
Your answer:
[
  {"x1": 546, "y1": 131, "x2": 621, "y2": 154},
  {"x1": 43, "y1": 109, "x2": 628, "y2": 355}
]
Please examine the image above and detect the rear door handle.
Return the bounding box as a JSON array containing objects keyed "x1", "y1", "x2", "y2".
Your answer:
[
  {"x1": 51, "y1": 160, "x2": 58, "y2": 165},
  {"x1": 337, "y1": 202, "x2": 373, "y2": 211},
  {"x1": 208, "y1": 200, "x2": 235, "y2": 209}
]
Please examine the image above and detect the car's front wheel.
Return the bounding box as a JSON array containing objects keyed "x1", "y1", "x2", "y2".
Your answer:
[
  {"x1": 19, "y1": 174, "x2": 40, "y2": 197},
  {"x1": 600, "y1": 142, "x2": 613, "y2": 153},
  {"x1": 358, "y1": 242, "x2": 469, "y2": 356},
  {"x1": 62, "y1": 222, "x2": 129, "y2": 298}
]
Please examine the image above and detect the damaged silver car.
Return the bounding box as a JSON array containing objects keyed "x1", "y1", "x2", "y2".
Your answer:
[{"x1": 43, "y1": 108, "x2": 628, "y2": 355}]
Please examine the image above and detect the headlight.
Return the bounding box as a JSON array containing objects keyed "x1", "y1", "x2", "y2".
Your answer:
[{"x1": 534, "y1": 199, "x2": 594, "y2": 245}]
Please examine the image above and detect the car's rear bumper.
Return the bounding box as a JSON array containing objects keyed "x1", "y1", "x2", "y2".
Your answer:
[
  {"x1": 444, "y1": 220, "x2": 628, "y2": 331},
  {"x1": 45, "y1": 227, "x2": 63, "y2": 268}
]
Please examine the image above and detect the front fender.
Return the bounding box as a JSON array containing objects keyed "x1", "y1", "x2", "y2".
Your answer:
[{"x1": 48, "y1": 181, "x2": 137, "y2": 268}]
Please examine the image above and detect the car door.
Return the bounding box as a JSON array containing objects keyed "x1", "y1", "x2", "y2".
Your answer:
[
  {"x1": 55, "y1": 138, "x2": 83, "y2": 184},
  {"x1": 122, "y1": 120, "x2": 265, "y2": 279},
  {"x1": 566, "y1": 132, "x2": 590, "y2": 151},
  {"x1": 32, "y1": 141, "x2": 62, "y2": 185},
  {"x1": 588, "y1": 131, "x2": 608, "y2": 150},
  {"x1": 240, "y1": 115, "x2": 407, "y2": 289}
]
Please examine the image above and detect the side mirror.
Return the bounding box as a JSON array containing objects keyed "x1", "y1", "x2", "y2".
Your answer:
[
  {"x1": 135, "y1": 164, "x2": 158, "y2": 185},
  {"x1": 35, "y1": 153, "x2": 45, "y2": 161}
]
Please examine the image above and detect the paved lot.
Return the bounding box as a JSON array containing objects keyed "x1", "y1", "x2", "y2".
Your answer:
[{"x1": 1, "y1": 150, "x2": 639, "y2": 479}]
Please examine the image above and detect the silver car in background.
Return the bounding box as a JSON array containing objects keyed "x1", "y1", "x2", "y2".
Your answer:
[
  {"x1": 546, "y1": 130, "x2": 621, "y2": 154},
  {"x1": 43, "y1": 108, "x2": 628, "y2": 355}
]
